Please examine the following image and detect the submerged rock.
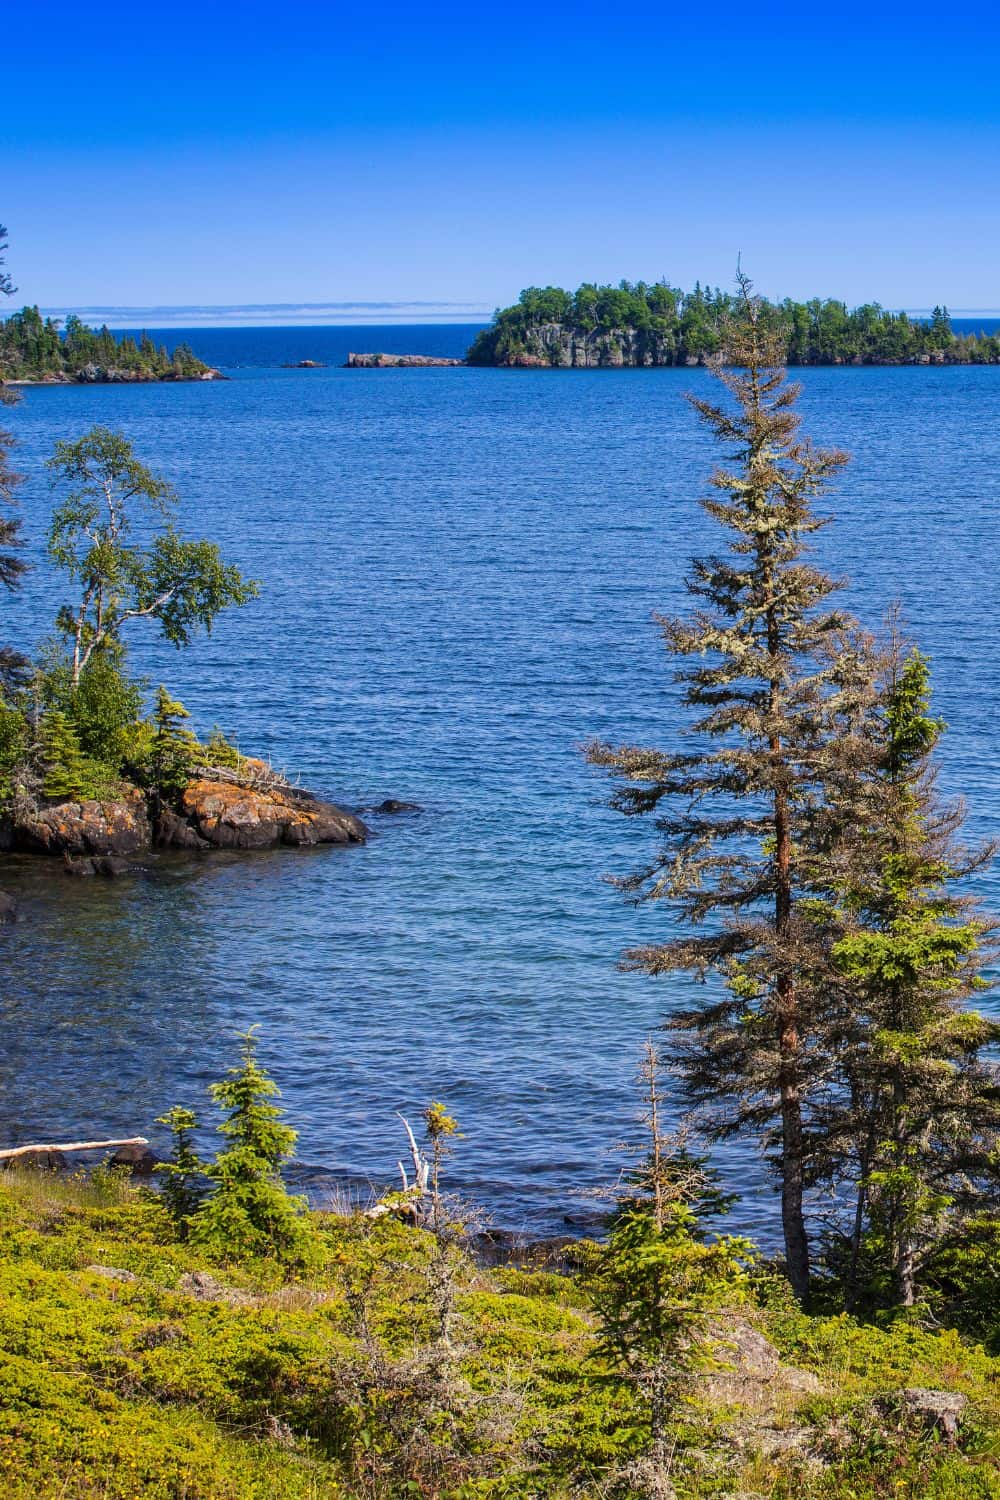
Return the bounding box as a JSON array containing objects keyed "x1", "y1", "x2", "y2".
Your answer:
[
  {"x1": 0, "y1": 890, "x2": 16, "y2": 923},
  {"x1": 178, "y1": 778, "x2": 368, "y2": 850},
  {"x1": 63, "y1": 854, "x2": 135, "y2": 878},
  {"x1": 369, "y1": 798, "x2": 423, "y2": 815}
]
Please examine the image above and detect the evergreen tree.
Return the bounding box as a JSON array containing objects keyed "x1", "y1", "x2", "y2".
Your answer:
[
  {"x1": 819, "y1": 644, "x2": 1000, "y2": 1307},
  {"x1": 38, "y1": 710, "x2": 92, "y2": 800},
  {"x1": 155, "y1": 1105, "x2": 207, "y2": 1231},
  {"x1": 189, "y1": 1029, "x2": 314, "y2": 1264},
  {"x1": 585, "y1": 1043, "x2": 749, "y2": 1493},
  {"x1": 588, "y1": 273, "x2": 862, "y2": 1300},
  {"x1": 149, "y1": 684, "x2": 201, "y2": 803}
]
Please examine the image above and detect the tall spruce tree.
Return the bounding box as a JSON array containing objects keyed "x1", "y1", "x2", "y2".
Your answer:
[
  {"x1": 818, "y1": 641, "x2": 1000, "y2": 1308},
  {"x1": 588, "y1": 273, "x2": 862, "y2": 1300}
]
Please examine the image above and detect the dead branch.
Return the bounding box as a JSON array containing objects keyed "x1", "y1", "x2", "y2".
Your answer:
[{"x1": 0, "y1": 1136, "x2": 149, "y2": 1162}]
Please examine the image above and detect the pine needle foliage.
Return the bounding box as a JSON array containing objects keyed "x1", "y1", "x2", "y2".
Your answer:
[
  {"x1": 149, "y1": 685, "x2": 201, "y2": 803},
  {"x1": 188, "y1": 1029, "x2": 315, "y2": 1265},
  {"x1": 588, "y1": 271, "x2": 872, "y2": 1301},
  {"x1": 154, "y1": 1105, "x2": 206, "y2": 1232},
  {"x1": 819, "y1": 641, "x2": 1000, "y2": 1308},
  {"x1": 585, "y1": 1043, "x2": 750, "y2": 1491},
  {"x1": 38, "y1": 711, "x2": 94, "y2": 804}
]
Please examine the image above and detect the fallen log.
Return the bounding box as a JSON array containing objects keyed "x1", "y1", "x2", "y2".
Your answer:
[{"x1": 0, "y1": 1136, "x2": 149, "y2": 1162}]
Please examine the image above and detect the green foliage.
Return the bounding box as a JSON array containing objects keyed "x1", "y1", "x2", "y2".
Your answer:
[
  {"x1": 188, "y1": 1030, "x2": 316, "y2": 1265},
  {"x1": 38, "y1": 648, "x2": 146, "y2": 772},
  {"x1": 148, "y1": 684, "x2": 201, "y2": 802},
  {"x1": 819, "y1": 645, "x2": 1000, "y2": 1310},
  {"x1": 2, "y1": 1164, "x2": 1000, "y2": 1498},
  {"x1": 0, "y1": 696, "x2": 29, "y2": 797},
  {"x1": 37, "y1": 709, "x2": 118, "y2": 801},
  {"x1": 46, "y1": 426, "x2": 259, "y2": 683},
  {"x1": 0, "y1": 304, "x2": 212, "y2": 382},
  {"x1": 468, "y1": 278, "x2": 1000, "y2": 366},
  {"x1": 204, "y1": 724, "x2": 245, "y2": 769},
  {"x1": 155, "y1": 1105, "x2": 207, "y2": 1230}
]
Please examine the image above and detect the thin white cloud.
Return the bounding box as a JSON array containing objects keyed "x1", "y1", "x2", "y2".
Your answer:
[{"x1": 38, "y1": 300, "x2": 494, "y2": 329}]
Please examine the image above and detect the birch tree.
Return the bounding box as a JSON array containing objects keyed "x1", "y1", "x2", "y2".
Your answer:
[{"x1": 46, "y1": 427, "x2": 257, "y2": 685}]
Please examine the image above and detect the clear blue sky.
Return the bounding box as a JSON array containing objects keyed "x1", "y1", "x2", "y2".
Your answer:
[{"x1": 5, "y1": 0, "x2": 1000, "y2": 317}]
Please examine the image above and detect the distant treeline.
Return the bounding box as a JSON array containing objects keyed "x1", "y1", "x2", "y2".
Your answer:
[
  {"x1": 0, "y1": 306, "x2": 211, "y2": 382},
  {"x1": 467, "y1": 281, "x2": 1000, "y2": 366}
]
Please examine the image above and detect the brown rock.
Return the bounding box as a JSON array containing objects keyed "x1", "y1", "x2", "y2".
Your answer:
[
  {"x1": 109, "y1": 1143, "x2": 161, "y2": 1174},
  {"x1": 4, "y1": 1148, "x2": 67, "y2": 1171},
  {"x1": 180, "y1": 779, "x2": 367, "y2": 850},
  {"x1": 154, "y1": 807, "x2": 211, "y2": 850},
  {"x1": 14, "y1": 788, "x2": 151, "y2": 857}
]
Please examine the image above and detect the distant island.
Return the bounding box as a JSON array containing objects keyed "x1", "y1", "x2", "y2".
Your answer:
[
  {"x1": 0, "y1": 306, "x2": 221, "y2": 383},
  {"x1": 345, "y1": 351, "x2": 464, "y2": 367},
  {"x1": 466, "y1": 281, "x2": 1000, "y2": 367}
]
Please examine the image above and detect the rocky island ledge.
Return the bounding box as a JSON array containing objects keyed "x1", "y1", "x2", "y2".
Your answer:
[{"x1": 344, "y1": 352, "x2": 465, "y2": 367}]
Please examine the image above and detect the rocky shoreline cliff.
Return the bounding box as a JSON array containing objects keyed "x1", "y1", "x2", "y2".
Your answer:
[{"x1": 468, "y1": 320, "x2": 976, "y2": 368}]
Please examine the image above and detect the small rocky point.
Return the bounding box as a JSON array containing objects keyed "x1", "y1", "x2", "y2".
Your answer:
[{"x1": 2, "y1": 765, "x2": 367, "y2": 862}]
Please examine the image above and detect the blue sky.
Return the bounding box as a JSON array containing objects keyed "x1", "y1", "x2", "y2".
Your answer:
[{"x1": 5, "y1": 0, "x2": 1000, "y2": 318}]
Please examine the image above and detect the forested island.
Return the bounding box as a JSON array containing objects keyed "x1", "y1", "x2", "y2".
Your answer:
[
  {"x1": 467, "y1": 279, "x2": 1000, "y2": 366},
  {"x1": 0, "y1": 305, "x2": 219, "y2": 383}
]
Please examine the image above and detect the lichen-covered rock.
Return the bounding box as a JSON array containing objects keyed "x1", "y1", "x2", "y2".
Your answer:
[
  {"x1": 13, "y1": 788, "x2": 151, "y2": 857},
  {"x1": 898, "y1": 1388, "x2": 968, "y2": 1440},
  {"x1": 178, "y1": 778, "x2": 367, "y2": 850}
]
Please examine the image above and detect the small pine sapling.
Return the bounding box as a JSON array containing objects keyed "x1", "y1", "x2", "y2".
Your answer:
[
  {"x1": 149, "y1": 685, "x2": 201, "y2": 804},
  {"x1": 586, "y1": 1042, "x2": 751, "y2": 1495},
  {"x1": 155, "y1": 1105, "x2": 207, "y2": 1232},
  {"x1": 38, "y1": 709, "x2": 102, "y2": 800},
  {"x1": 188, "y1": 1028, "x2": 316, "y2": 1265}
]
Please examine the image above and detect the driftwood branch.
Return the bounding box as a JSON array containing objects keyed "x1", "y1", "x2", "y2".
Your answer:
[
  {"x1": 363, "y1": 1115, "x2": 430, "y2": 1220},
  {"x1": 397, "y1": 1113, "x2": 429, "y2": 1194},
  {"x1": 0, "y1": 1136, "x2": 149, "y2": 1162}
]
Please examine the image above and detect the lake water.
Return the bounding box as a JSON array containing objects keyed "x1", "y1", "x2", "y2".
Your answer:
[{"x1": 3, "y1": 325, "x2": 1000, "y2": 1240}]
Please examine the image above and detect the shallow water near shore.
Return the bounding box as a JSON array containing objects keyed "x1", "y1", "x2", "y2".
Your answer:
[{"x1": 3, "y1": 325, "x2": 1000, "y2": 1240}]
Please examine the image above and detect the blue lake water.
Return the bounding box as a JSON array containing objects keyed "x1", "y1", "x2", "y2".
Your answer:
[{"x1": 3, "y1": 325, "x2": 1000, "y2": 1239}]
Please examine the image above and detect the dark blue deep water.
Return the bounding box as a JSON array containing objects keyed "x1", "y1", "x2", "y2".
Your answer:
[{"x1": 3, "y1": 326, "x2": 1000, "y2": 1238}]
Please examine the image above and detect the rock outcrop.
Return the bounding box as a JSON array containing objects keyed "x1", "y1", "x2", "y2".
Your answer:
[
  {"x1": 345, "y1": 352, "x2": 465, "y2": 368},
  {"x1": 175, "y1": 778, "x2": 367, "y2": 850},
  {"x1": 12, "y1": 787, "x2": 151, "y2": 857},
  {"x1": 7, "y1": 774, "x2": 366, "y2": 860}
]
